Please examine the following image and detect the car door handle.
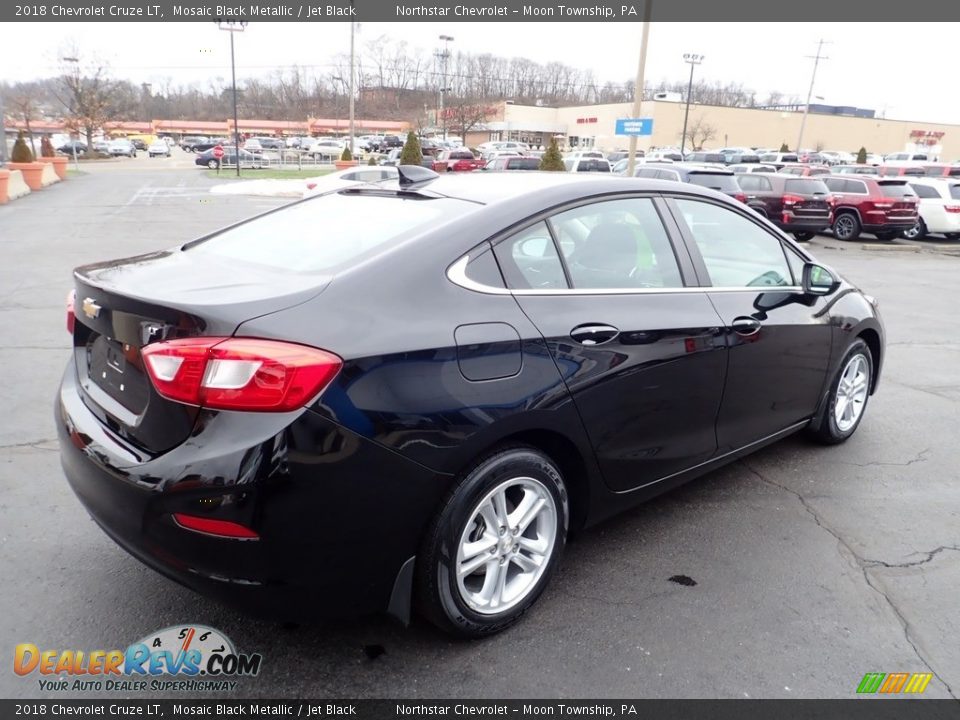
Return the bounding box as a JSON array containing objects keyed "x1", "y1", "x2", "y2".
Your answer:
[
  {"x1": 570, "y1": 324, "x2": 620, "y2": 345},
  {"x1": 731, "y1": 317, "x2": 762, "y2": 336}
]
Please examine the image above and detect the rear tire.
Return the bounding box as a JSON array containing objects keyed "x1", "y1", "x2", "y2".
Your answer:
[
  {"x1": 902, "y1": 218, "x2": 927, "y2": 240},
  {"x1": 807, "y1": 339, "x2": 873, "y2": 445},
  {"x1": 416, "y1": 446, "x2": 568, "y2": 638},
  {"x1": 832, "y1": 213, "x2": 861, "y2": 241},
  {"x1": 207, "y1": 159, "x2": 218, "y2": 169},
  {"x1": 874, "y1": 230, "x2": 898, "y2": 241}
]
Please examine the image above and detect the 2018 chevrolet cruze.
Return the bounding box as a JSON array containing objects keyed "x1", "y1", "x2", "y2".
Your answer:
[{"x1": 57, "y1": 167, "x2": 884, "y2": 637}]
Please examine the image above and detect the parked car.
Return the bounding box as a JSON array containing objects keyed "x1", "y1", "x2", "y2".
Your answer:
[
  {"x1": 307, "y1": 139, "x2": 345, "y2": 158},
  {"x1": 194, "y1": 147, "x2": 260, "y2": 169},
  {"x1": 832, "y1": 165, "x2": 880, "y2": 176},
  {"x1": 478, "y1": 141, "x2": 530, "y2": 154},
  {"x1": 302, "y1": 166, "x2": 399, "y2": 198},
  {"x1": 729, "y1": 163, "x2": 778, "y2": 174},
  {"x1": 645, "y1": 149, "x2": 684, "y2": 162},
  {"x1": 107, "y1": 139, "x2": 137, "y2": 158},
  {"x1": 148, "y1": 140, "x2": 171, "y2": 158},
  {"x1": 432, "y1": 149, "x2": 484, "y2": 173},
  {"x1": 876, "y1": 164, "x2": 927, "y2": 177},
  {"x1": 631, "y1": 163, "x2": 746, "y2": 203},
  {"x1": 864, "y1": 153, "x2": 884, "y2": 166},
  {"x1": 57, "y1": 168, "x2": 884, "y2": 637},
  {"x1": 129, "y1": 138, "x2": 148, "y2": 151},
  {"x1": 483, "y1": 156, "x2": 542, "y2": 171},
  {"x1": 564, "y1": 157, "x2": 612, "y2": 173},
  {"x1": 375, "y1": 135, "x2": 404, "y2": 152},
  {"x1": 736, "y1": 173, "x2": 833, "y2": 241},
  {"x1": 920, "y1": 164, "x2": 960, "y2": 178},
  {"x1": 822, "y1": 176, "x2": 919, "y2": 241},
  {"x1": 758, "y1": 152, "x2": 800, "y2": 168},
  {"x1": 778, "y1": 164, "x2": 831, "y2": 177},
  {"x1": 902, "y1": 178, "x2": 960, "y2": 239},
  {"x1": 248, "y1": 136, "x2": 283, "y2": 150},
  {"x1": 684, "y1": 151, "x2": 727, "y2": 164},
  {"x1": 884, "y1": 152, "x2": 930, "y2": 163},
  {"x1": 378, "y1": 148, "x2": 404, "y2": 167},
  {"x1": 180, "y1": 136, "x2": 210, "y2": 152},
  {"x1": 58, "y1": 141, "x2": 87, "y2": 155},
  {"x1": 92, "y1": 141, "x2": 110, "y2": 154},
  {"x1": 243, "y1": 138, "x2": 264, "y2": 153}
]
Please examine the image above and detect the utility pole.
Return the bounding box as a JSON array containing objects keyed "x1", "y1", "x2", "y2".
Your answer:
[
  {"x1": 680, "y1": 53, "x2": 704, "y2": 156},
  {"x1": 796, "y1": 39, "x2": 829, "y2": 154},
  {"x1": 348, "y1": 2, "x2": 355, "y2": 159},
  {"x1": 626, "y1": 0, "x2": 652, "y2": 178},
  {"x1": 437, "y1": 34, "x2": 454, "y2": 141},
  {"x1": 217, "y1": 20, "x2": 247, "y2": 177}
]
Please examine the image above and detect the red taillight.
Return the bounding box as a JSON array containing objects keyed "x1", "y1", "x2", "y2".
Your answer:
[
  {"x1": 173, "y1": 513, "x2": 259, "y2": 539},
  {"x1": 66, "y1": 290, "x2": 76, "y2": 335},
  {"x1": 945, "y1": 205, "x2": 960, "y2": 214},
  {"x1": 782, "y1": 194, "x2": 804, "y2": 206},
  {"x1": 873, "y1": 202, "x2": 894, "y2": 209},
  {"x1": 141, "y1": 337, "x2": 342, "y2": 412},
  {"x1": 734, "y1": 192, "x2": 747, "y2": 204}
]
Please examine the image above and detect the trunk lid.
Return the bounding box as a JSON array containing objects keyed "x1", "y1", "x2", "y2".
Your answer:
[{"x1": 72, "y1": 247, "x2": 329, "y2": 455}]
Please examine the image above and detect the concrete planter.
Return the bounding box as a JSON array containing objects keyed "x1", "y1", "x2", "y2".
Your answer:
[
  {"x1": 7, "y1": 161, "x2": 45, "y2": 191},
  {"x1": 0, "y1": 169, "x2": 9, "y2": 204},
  {"x1": 41, "y1": 155, "x2": 69, "y2": 180},
  {"x1": 334, "y1": 160, "x2": 360, "y2": 170},
  {"x1": 39, "y1": 162, "x2": 60, "y2": 187},
  {"x1": 6, "y1": 170, "x2": 32, "y2": 201}
]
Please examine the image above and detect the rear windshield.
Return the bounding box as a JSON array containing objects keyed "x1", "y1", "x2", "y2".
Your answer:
[
  {"x1": 189, "y1": 193, "x2": 476, "y2": 272},
  {"x1": 575, "y1": 160, "x2": 610, "y2": 172},
  {"x1": 785, "y1": 179, "x2": 830, "y2": 195},
  {"x1": 450, "y1": 151, "x2": 475, "y2": 159},
  {"x1": 950, "y1": 185, "x2": 960, "y2": 200},
  {"x1": 878, "y1": 182, "x2": 916, "y2": 198},
  {"x1": 686, "y1": 173, "x2": 739, "y2": 192}
]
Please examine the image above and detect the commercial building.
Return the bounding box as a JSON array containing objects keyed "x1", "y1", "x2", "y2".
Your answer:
[{"x1": 467, "y1": 100, "x2": 959, "y2": 160}]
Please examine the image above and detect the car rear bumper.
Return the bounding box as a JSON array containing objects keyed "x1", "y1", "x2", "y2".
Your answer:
[
  {"x1": 779, "y1": 218, "x2": 831, "y2": 232},
  {"x1": 56, "y1": 358, "x2": 446, "y2": 621}
]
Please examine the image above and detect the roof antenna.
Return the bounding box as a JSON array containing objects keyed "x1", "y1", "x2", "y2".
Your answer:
[{"x1": 396, "y1": 165, "x2": 440, "y2": 188}]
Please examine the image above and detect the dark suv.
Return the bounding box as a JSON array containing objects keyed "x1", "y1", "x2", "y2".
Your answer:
[
  {"x1": 737, "y1": 173, "x2": 832, "y2": 241},
  {"x1": 822, "y1": 176, "x2": 919, "y2": 241},
  {"x1": 632, "y1": 163, "x2": 747, "y2": 203}
]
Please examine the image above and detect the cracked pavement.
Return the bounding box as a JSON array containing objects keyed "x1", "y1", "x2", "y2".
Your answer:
[{"x1": 1, "y1": 161, "x2": 958, "y2": 699}]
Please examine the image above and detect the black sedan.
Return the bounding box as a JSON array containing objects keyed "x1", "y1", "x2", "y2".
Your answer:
[
  {"x1": 194, "y1": 147, "x2": 260, "y2": 169},
  {"x1": 57, "y1": 168, "x2": 884, "y2": 637}
]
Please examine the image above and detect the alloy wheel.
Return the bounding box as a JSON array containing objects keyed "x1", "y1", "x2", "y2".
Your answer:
[
  {"x1": 455, "y1": 476, "x2": 557, "y2": 615},
  {"x1": 834, "y1": 215, "x2": 856, "y2": 240},
  {"x1": 835, "y1": 354, "x2": 870, "y2": 432}
]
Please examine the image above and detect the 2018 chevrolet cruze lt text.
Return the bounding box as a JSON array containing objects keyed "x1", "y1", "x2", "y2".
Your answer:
[{"x1": 57, "y1": 168, "x2": 884, "y2": 637}]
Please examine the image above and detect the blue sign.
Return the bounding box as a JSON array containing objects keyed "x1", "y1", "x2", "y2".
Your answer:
[{"x1": 615, "y1": 118, "x2": 654, "y2": 136}]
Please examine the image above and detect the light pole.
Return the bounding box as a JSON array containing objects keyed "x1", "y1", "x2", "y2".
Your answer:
[
  {"x1": 0, "y1": 77, "x2": 7, "y2": 165},
  {"x1": 217, "y1": 20, "x2": 247, "y2": 177},
  {"x1": 680, "y1": 53, "x2": 704, "y2": 156},
  {"x1": 437, "y1": 34, "x2": 454, "y2": 140}
]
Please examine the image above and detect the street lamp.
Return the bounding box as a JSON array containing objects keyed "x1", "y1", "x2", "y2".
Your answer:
[
  {"x1": 437, "y1": 34, "x2": 454, "y2": 140},
  {"x1": 217, "y1": 19, "x2": 248, "y2": 177},
  {"x1": 61, "y1": 56, "x2": 81, "y2": 170},
  {"x1": 680, "y1": 53, "x2": 704, "y2": 156}
]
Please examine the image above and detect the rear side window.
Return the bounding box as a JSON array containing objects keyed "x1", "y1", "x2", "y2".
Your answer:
[
  {"x1": 878, "y1": 183, "x2": 915, "y2": 198},
  {"x1": 550, "y1": 198, "x2": 683, "y2": 290},
  {"x1": 785, "y1": 179, "x2": 830, "y2": 195},
  {"x1": 494, "y1": 222, "x2": 568, "y2": 290},
  {"x1": 910, "y1": 184, "x2": 942, "y2": 199},
  {"x1": 686, "y1": 173, "x2": 740, "y2": 193},
  {"x1": 950, "y1": 185, "x2": 960, "y2": 200},
  {"x1": 191, "y1": 194, "x2": 475, "y2": 272}
]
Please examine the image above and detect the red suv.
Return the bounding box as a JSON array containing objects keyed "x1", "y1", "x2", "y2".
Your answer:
[
  {"x1": 823, "y1": 176, "x2": 919, "y2": 241},
  {"x1": 432, "y1": 149, "x2": 484, "y2": 173},
  {"x1": 737, "y1": 173, "x2": 832, "y2": 241}
]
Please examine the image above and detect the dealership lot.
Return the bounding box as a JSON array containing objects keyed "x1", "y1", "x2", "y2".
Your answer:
[{"x1": 1, "y1": 163, "x2": 958, "y2": 699}]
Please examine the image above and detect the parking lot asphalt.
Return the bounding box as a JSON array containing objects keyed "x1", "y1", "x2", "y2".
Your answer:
[{"x1": 1, "y1": 161, "x2": 958, "y2": 700}]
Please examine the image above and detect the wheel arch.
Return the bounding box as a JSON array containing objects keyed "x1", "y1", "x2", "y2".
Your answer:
[
  {"x1": 833, "y1": 205, "x2": 863, "y2": 225},
  {"x1": 856, "y1": 326, "x2": 883, "y2": 394}
]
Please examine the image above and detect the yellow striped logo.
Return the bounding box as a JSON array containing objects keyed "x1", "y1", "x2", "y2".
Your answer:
[{"x1": 857, "y1": 672, "x2": 932, "y2": 694}]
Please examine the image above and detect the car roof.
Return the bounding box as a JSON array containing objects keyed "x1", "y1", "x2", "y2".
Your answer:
[{"x1": 361, "y1": 171, "x2": 732, "y2": 207}]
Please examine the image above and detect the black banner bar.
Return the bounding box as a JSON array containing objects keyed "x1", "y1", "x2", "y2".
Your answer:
[
  {"x1": 4, "y1": 0, "x2": 960, "y2": 22},
  {"x1": 3, "y1": 700, "x2": 960, "y2": 719}
]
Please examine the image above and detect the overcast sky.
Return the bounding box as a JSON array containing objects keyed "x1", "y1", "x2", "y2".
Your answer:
[{"x1": 2, "y1": 22, "x2": 956, "y2": 125}]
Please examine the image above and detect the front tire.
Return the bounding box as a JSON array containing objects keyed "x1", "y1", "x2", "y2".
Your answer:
[
  {"x1": 793, "y1": 231, "x2": 815, "y2": 242},
  {"x1": 207, "y1": 159, "x2": 218, "y2": 169},
  {"x1": 416, "y1": 446, "x2": 569, "y2": 637},
  {"x1": 807, "y1": 339, "x2": 873, "y2": 445}
]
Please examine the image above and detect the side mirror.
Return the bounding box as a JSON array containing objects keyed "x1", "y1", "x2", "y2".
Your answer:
[{"x1": 802, "y1": 262, "x2": 840, "y2": 296}]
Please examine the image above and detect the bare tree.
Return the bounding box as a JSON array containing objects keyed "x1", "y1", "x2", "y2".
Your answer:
[
  {"x1": 55, "y1": 47, "x2": 121, "y2": 147},
  {"x1": 680, "y1": 115, "x2": 718, "y2": 150}
]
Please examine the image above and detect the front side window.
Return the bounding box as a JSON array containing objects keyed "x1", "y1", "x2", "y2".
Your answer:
[
  {"x1": 549, "y1": 198, "x2": 683, "y2": 290},
  {"x1": 673, "y1": 199, "x2": 793, "y2": 288}
]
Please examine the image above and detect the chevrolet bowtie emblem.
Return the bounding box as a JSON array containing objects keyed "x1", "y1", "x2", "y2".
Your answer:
[{"x1": 82, "y1": 297, "x2": 101, "y2": 320}]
